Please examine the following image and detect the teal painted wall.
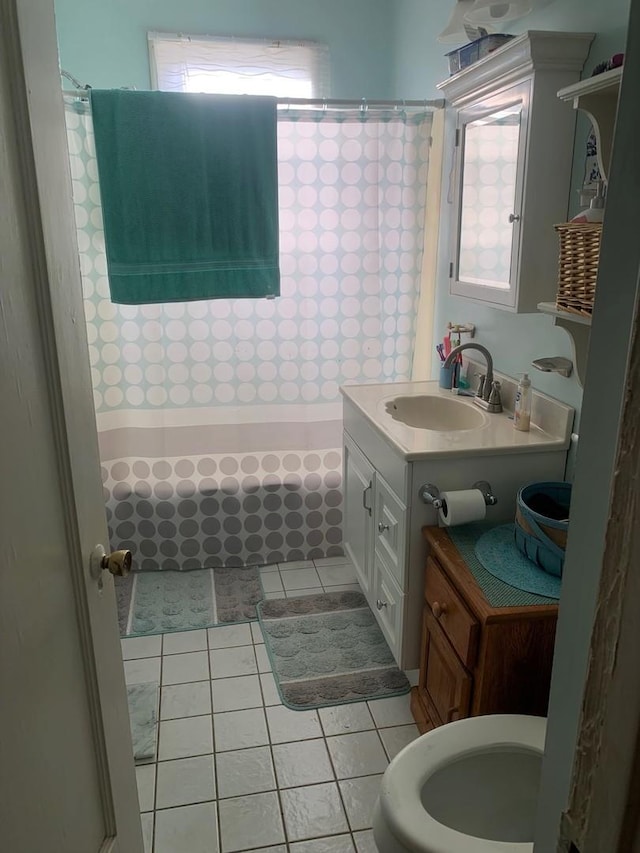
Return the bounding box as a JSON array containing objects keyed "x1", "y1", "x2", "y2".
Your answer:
[
  {"x1": 393, "y1": 0, "x2": 630, "y2": 440},
  {"x1": 54, "y1": 0, "x2": 396, "y2": 97},
  {"x1": 393, "y1": 0, "x2": 629, "y2": 98},
  {"x1": 54, "y1": 0, "x2": 630, "y2": 441}
]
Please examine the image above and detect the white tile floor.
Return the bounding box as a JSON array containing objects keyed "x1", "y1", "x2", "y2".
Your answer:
[{"x1": 124, "y1": 558, "x2": 419, "y2": 853}]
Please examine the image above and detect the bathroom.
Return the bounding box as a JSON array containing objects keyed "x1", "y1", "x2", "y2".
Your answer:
[
  {"x1": 3, "y1": 0, "x2": 633, "y2": 851},
  {"x1": 58, "y1": 0, "x2": 630, "y2": 850}
]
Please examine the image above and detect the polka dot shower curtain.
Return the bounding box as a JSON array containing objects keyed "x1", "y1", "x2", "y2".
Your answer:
[{"x1": 65, "y1": 104, "x2": 431, "y2": 569}]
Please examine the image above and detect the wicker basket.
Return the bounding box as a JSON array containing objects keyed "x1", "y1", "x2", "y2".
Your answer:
[{"x1": 554, "y1": 222, "x2": 602, "y2": 317}]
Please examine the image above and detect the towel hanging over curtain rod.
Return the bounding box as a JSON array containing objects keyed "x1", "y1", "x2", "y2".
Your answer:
[{"x1": 60, "y1": 70, "x2": 444, "y2": 110}]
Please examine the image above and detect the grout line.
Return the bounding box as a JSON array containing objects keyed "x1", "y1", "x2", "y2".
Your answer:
[
  {"x1": 149, "y1": 809, "x2": 156, "y2": 853},
  {"x1": 323, "y1": 731, "x2": 354, "y2": 832},
  {"x1": 206, "y1": 629, "x2": 222, "y2": 853},
  {"x1": 255, "y1": 641, "x2": 290, "y2": 850},
  {"x1": 151, "y1": 651, "x2": 161, "y2": 852}
]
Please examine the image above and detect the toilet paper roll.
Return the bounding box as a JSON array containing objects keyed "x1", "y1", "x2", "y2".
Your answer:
[{"x1": 438, "y1": 489, "x2": 487, "y2": 527}]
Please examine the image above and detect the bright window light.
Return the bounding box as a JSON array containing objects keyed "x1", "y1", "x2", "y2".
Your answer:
[{"x1": 149, "y1": 33, "x2": 329, "y2": 98}]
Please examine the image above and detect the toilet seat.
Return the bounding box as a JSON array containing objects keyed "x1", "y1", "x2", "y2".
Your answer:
[{"x1": 376, "y1": 715, "x2": 546, "y2": 853}]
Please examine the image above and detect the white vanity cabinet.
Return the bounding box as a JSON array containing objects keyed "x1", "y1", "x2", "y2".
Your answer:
[
  {"x1": 343, "y1": 424, "x2": 409, "y2": 660},
  {"x1": 341, "y1": 383, "x2": 573, "y2": 671},
  {"x1": 439, "y1": 31, "x2": 593, "y2": 312}
]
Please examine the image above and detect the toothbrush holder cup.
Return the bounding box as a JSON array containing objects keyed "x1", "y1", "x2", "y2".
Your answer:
[{"x1": 439, "y1": 364, "x2": 455, "y2": 390}]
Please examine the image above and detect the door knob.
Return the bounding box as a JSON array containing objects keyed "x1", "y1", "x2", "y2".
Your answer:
[
  {"x1": 90, "y1": 544, "x2": 132, "y2": 580},
  {"x1": 432, "y1": 601, "x2": 447, "y2": 619},
  {"x1": 376, "y1": 599, "x2": 388, "y2": 610},
  {"x1": 508, "y1": 213, "x2": 521, "y2": 223},
  {"x1": 378, "y1": 522, "x2": 390, "y2": 534}
]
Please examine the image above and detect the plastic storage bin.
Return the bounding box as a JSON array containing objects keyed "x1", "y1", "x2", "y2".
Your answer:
[
  {"x1": 514, "y1": 482, "x2": 572, "y2": 578},
  {"x1": 446, "y1": 34, "x2": 515, "y2": 75}
]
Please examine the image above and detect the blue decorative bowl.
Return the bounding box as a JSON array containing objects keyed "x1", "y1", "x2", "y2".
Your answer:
[{"x1": 514, "y1": 482, "x2": 571, "y2": 578}]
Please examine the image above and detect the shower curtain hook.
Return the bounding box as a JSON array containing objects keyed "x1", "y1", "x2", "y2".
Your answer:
[
  {"x1": 322, "y1": 97, "x2": 327, "y2": 113},
  {"x1": 360, "y1": 98, "x2": 368, "y2": 120}
]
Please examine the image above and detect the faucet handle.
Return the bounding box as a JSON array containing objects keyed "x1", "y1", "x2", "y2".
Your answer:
[
  {"x1": 488, "y1": 380, "x2": 503, "y2": 412},
  {"x1": 475, "y1": 373, "x2": 486, "y2": 399}
]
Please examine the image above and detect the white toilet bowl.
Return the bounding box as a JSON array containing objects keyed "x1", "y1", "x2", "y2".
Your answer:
[{"x1": 373, "y1": 714, "x2": 546, "y2": 853}]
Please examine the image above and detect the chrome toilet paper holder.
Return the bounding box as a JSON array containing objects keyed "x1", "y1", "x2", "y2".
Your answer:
[{"x1": 418, "y1": 481, "x2": 498, "y2": 509}]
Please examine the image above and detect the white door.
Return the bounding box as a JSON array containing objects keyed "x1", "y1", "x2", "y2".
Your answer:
[{"x1": 0, "y1": 2, "x2": 143, "y2": 851}]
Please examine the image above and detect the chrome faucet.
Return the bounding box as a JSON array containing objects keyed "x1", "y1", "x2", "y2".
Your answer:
[{"x1": 443, "y1": 343, "x2": 503, "y2": 413}]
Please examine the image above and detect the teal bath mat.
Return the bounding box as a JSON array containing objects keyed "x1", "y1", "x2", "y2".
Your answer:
[
  {"x1": 475, "y1": 524, "x2": 561, "y2": 600},
  {"x1": 258, "y1": 590, "x2": 410, "y2": 710},
  {"x1": 127, "y1": 681, "x2": 159, "y2": 763},
  {"x1": 118, "y1": 566, "x2": 264, "y2": 637}
]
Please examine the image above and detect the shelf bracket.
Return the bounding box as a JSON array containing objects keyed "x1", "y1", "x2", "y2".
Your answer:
[
  {"x1": 558, "y1": 67, "x2": 622, "y2": 184},
  {"x1": 551, "y1": 316, "x2": 590, "y2": 387},
  {"x1": 537, "y1": 302, "x2": 591, "y2": 387},
  {"x1": 572, "y1": 92, "x2": 618, "y2": 183}
]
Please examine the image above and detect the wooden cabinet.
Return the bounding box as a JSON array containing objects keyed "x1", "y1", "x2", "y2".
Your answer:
[{"x1": 412, "y1": 526, "x2": 559, "y2": 733}]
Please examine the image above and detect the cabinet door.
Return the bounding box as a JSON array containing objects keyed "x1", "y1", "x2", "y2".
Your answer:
[
  {"x1": 419, "y1": 608, "x2": 472, "y2": 726},
  {"x1": 451, "y1": 80, "x2": 530, "y2": 310},
  {"x1": 343, "y1": 433, "x2": 375, "y2": 595}
]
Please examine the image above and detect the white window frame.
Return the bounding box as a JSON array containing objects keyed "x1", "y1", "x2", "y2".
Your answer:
[{"x1": 148, "y1": 32, "x2": 330, "y2": 98}]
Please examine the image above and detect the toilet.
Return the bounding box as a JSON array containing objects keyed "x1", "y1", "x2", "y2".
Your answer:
[{"x1": 373, "y1": 715, "x2": 546, "y2": 853}]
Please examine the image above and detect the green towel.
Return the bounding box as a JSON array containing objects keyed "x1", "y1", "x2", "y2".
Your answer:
[{"x1": 90, "y1": 90, "x2": 280, "y2": 304}]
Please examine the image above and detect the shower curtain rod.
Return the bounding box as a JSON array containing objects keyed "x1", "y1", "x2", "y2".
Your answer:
[
  {"x1": 60, "y1": 71, "x2": 444, "y2": 110},
  {"x1": 276, "y1": 97, "x2": 444, "y2": 109}
]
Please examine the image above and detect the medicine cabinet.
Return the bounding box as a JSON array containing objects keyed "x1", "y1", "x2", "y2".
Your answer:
[{"x1": 438, "y1": 31, "x2": 593, "y2": 312}]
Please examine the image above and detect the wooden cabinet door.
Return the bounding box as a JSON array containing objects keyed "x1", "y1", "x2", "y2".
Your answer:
[
  {"x1": 343, "y1": 433, "x2": 375, "y2": 595},
  {"x1": 419, "y1": 607, "x2": 472, "y2": 726}
]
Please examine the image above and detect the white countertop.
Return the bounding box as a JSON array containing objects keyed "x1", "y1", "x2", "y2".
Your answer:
[{"x1": 340, "y1": 380, "x2": 574, "y2": 461}]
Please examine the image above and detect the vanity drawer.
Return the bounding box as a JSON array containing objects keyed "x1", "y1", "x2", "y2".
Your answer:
[
  {"x1": 425, "y1": 557, "x2": 479, "y2": 668},
  {"x1": 372, "y1": 551, "x2": 405, "y2": 663},
  {"x1": 374, "y1": 474, "x2": 407, "y2": 588}
]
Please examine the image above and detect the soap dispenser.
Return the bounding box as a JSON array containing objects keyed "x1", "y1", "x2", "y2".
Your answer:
[
  {"x1": 571, "y1": 180, "x2": 605, "y2": 224},
  {"x1": 514, "y1": 373, "x2": 531, "y2": 432}
]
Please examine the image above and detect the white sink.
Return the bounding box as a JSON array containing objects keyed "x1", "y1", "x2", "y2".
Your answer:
[
  {"x1": 384, "y1": 394, "x2": 487, "y2": 432},
  {"x1": 341, "y1": 380, "x2": 574, "y2": 460}
]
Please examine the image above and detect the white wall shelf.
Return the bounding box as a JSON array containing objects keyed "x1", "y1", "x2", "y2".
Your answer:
[
  {"x1": 558, "y1": 66, "x2": 623, "y2": 182},
  {"x1": 537, "y1": 301, "x2": 591, "y2": 386},
  {"x1": 537, "y1": 301, "x2": 592, "y2": 326}
]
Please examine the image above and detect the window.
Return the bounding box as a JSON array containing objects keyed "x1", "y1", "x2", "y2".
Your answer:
[{"x1": 148, "y1": 32, "x2": 330, "y2": 98}]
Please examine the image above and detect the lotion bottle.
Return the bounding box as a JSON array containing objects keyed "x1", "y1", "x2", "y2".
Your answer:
[{"x1": 514, "y1": 373, "x2": 532, "y2": 432}]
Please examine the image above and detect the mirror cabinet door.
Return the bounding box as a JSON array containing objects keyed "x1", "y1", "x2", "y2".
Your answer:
[{"x1": 452, "y1": 81, "x2": 530, "y2": 308}]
